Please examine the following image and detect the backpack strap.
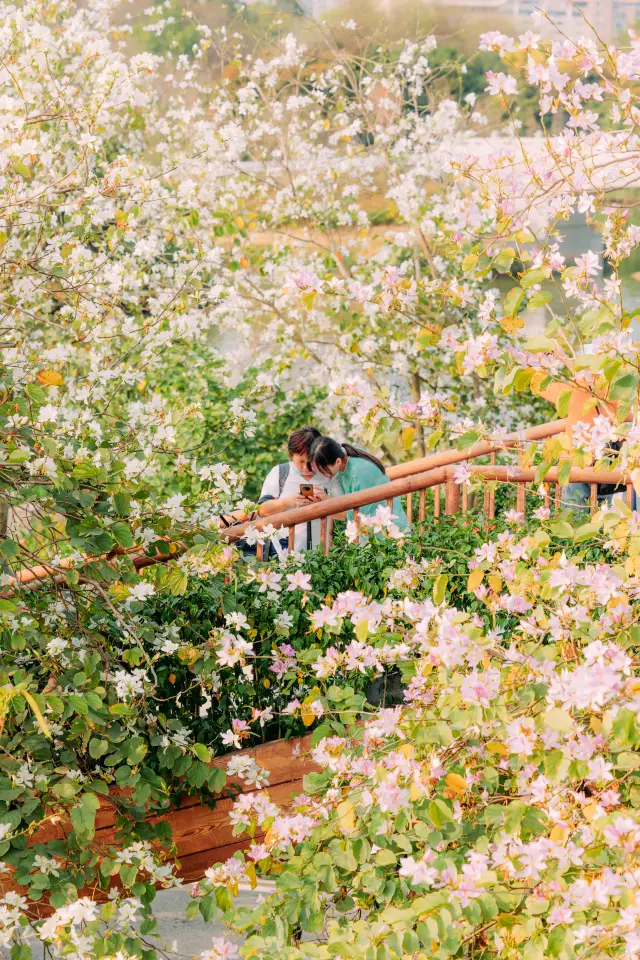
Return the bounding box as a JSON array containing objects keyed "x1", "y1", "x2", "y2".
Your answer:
[{"x1": 278, "y1": 461, "x2": 290, "y2": 496}]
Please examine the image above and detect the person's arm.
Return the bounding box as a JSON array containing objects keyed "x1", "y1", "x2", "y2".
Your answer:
[
  {"x1": 539, "y1": 346, "x2": 625, "y2": 433},
  {"x1": 258, "y1": 494, "x2": 311, "y2": 516},
  {"x1": 539, "y1": 381, "x2": 600, "y2": 433},
  {"x1": 256, "y1": 466, "x2": 314, "y2": 517}
]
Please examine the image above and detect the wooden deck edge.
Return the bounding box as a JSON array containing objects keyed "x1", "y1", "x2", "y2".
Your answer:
[{"x1": 0, "y1": 736, "x2": 316, "y2": 913}]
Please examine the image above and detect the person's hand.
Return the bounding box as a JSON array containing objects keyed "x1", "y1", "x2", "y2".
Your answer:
[
  {"x1": 312, "y1": 488, "x2": 331, "y2": 501},
  {"x1": 282, "y1": 494, "x2": 312, "y2": 509}
]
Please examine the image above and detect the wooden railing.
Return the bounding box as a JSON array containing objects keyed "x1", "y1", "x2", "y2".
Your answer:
[
  {"x1": 9, "y1": 416, "x2": 630, "y2": 584},
  {"x1": 220, "y1": 417, "x2": 633, "y2": 557},
  {"x1": 384, "y1": 418, "x2": 569, "y2": 479},
  {"x1": 7, "y1": 542, "x2": 179, "y2": 591}
]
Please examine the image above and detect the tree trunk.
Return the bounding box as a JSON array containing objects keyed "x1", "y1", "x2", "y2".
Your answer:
[
  {"x1": 410, "y1": 371, "x2": 427, "y2": 458},
  {"x1": 0, "y1": 498, "x2": 9, "y2": 539}
]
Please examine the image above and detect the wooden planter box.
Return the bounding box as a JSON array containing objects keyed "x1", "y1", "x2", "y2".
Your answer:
[{"x1": 2, "y1": 735, "x2": 315, "y2": 910}]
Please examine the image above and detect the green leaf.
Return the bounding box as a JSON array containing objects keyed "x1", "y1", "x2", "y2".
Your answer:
[
  {"x1": 208, "y1": 767, "x2": 226, "y2": 793},
  {"x1": 573, "y1": 522, "x2": 601, "y2": 542},
  {"x1": 11, "y1": 945, "x2": 32, "y2": 960},
  {"x1": 544, "y1": 749, "x2": 568, "y2": 782},
  {"x1": 478, "y1": 893, "x2": 498, "y2": 921},
  {"x1": 375, "y1": 848, "x2": 397, "y2": 866},
  {"x1": 520, "y1": 267, "x2": 549, "y2": 288},
  {"x1": 556, "y1": 460, "x2": 572, "y2": 488},
  {"x1": 503, "y1": 287, "x2": 524, "y2": 316},
  {"x1": 527, "y1": 291, "x2": 552, "y2": 310},
  {"x1": 548, "y1": 925, "x2": 566, "y2": 957},
  {"x1": 457, "y1": 432, "x2": 479, "y2": 451},
  {"x1": 12, "y1": 162, "x2": 33, "y2": 180},
  {"x1": 616, "y1": 751, "x2": 640, "y2": 770},
  {"x1": 429, "y1": 799, "x2": 453, "y2": 828},
  {"x1": 89, "y1": 739, "x2": 108, "y2": 759},
  {"x1": 199, "y1": 895, "x2": 216, "y2": 922},
  {"x1": 556, "y1": 389, "x2": 572, "y2": 419},
  {"x1": 609, "y1": 370, "x2": 639, "y2": 403},
  {"x1": 68, "y1": 694, "x2": 89, "y2": 716},
  {"x1": 125, "y1": 737, "x2": 148, "y2": 766},
  {"x1": 24, "y1": 383, "x2": 46, "y2": 405},
  {"x1": 614, "y1": 709, "x2": 637, "y2": 745},
  {"x1": 525, "y1": 336, "x2": 555, "y2": 353},
  {"x1": 114, "y1": 492, "x2": 132, "y2": 516},
  {"x1": 111, "y1": 521, "x2": 134, "y2": 549},
  {"x1": 0, "y1": 539, "x2": 19, "y2": 559},
  {"x1": 504, "y1": 800, "x2": 525, "y2": 835},
  {"x1": 193, "y1": 743, "x2": 211, "y2": 762},
  {"x1": 70, "y1": 792, "x2": 100, "y2": 843},
  {"x1": 550, "y1": 519, "x2": 573, "y2": 538}
]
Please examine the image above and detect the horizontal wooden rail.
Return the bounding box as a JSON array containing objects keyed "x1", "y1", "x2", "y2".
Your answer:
[
  {"x1": 7, "y1": 543, "x2": 180, "y2": 591},
  {"x1": 386, "y1": 418, "x2": 568, "y2": 480},
  {"x1": 222, "y1": 461, "x2": 632, "y2": 553},
  {"x1": 221, "y1": 467, "x2": 448, "y2": 542},
  {"x1": 0, "y1": 417, "x2": 603, "y2": 585},
  {"x1": 469, "y1": 465, "x2": 626, "y2": 485}
]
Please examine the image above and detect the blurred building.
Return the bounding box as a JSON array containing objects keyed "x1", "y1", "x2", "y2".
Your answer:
[
  {"x1": 298, "y1": 0, "x2": 640, "y2": 41},
  {"x1": 510, "y1": 0, "x2": 640, "y2": 41}
]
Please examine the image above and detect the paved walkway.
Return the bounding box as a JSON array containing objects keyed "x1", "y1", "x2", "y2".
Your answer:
[
  {"x1": 143, "y1": 883, "x2": 275, "y2": 958},
  {"x1": 30, "y1": 883, "x2": 274, "y2": 959}
]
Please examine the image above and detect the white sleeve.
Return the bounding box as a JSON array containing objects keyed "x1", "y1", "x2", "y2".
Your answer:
[{"x1": 259, "y1": 466, "x2": 279, "y2": 501}]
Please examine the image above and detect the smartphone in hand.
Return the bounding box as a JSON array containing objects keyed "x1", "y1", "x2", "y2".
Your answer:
[{"x1": 300, "y1": 484, "x2": 314, "y2": 497}]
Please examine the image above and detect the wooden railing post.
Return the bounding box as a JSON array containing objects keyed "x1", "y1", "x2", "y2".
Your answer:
[
  {"x1": 445, "y1": 479, "x2": 460, "y2": 515},
  {"x1": 516, "y1": 482, "x2": 526, "y2": 519}
]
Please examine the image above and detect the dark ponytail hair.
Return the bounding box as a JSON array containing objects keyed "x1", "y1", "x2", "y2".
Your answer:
[
  {"x1": 309, "y1": 436, "x2": 386, "y2": 475},
  {"x1": 288, "y1": 425, "x2": 321, "y2": 458}
]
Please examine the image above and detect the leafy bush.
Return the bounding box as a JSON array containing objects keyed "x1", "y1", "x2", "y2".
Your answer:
[{"x1": 192, "y1": 501, "x2": 640, "y2": 960}]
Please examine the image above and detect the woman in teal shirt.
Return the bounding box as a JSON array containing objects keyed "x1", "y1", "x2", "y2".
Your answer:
[{"x1": 309, "y1": 437, "x2": 408, "y2": 530}]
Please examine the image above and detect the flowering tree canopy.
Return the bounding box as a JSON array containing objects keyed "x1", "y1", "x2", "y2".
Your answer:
[{"x1": 2, "y1": 4, "x2": 640, "y2": 960}]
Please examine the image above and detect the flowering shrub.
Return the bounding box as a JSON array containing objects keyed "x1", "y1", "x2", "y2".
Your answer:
[
  {"x1": 0, "y1": 0, "x2": 267, "y2": 951},
  {"x1": 125, "y1": 514, "x2": 501, "y2": 752},
  {"x1": 194, "y1": 500, "x2": 640, "y2": 959}
]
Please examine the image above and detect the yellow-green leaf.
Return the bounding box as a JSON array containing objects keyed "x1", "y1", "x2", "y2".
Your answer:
[
  {"x1": 433, "y1": 574, "x2": 448, "y2": 605},
  {"x1": 21, "y1": 691, "x2": 52, "y2": 739},
  {"x1": 401, "y1": 426, "x2": 415, "y2": 451},
  {"x1": 336, "y1": 799, "x2": 356, "y2": 834},
  {"x1": 556, "y1": 389, "x2": 572, "y2": 419},
  {"x1": 503, "y1": 287, "x2": 524, "y2": 317},
  {"x1": 543, "y1": 708, "x2": 573, "y2": 734},
  {"x1": 13, "y1": 161, "x2": 33, "y2": 180},
  {"x1": 301, "y1": 290, "x2": 316, "y2": 310},
  {"x1": 520, "y1": 267, "x2": 550, "y2": 288},
  {"x1": 467, "y1": 568, "x2": 484, "y2": 592}
]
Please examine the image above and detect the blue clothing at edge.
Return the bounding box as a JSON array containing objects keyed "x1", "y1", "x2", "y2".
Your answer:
[{"x1": 336, "y1": 456, "x2": 408, "y2": 529}]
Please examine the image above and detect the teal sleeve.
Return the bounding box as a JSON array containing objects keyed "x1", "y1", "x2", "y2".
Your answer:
[{"x1": 343, "y1": 460, "x2": 408, "y2": 529}]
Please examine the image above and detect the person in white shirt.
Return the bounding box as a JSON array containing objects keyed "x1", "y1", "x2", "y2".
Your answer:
[{"x1": 257, "y1": 426, "x2": 331, "y2": 553}]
